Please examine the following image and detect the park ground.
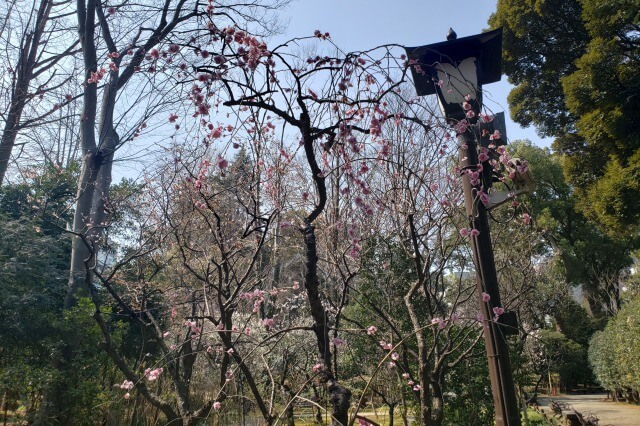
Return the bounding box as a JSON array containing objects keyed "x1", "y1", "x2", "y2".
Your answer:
[{"x1": 537, "y1": 393, "x2": 640, "y2": 426}]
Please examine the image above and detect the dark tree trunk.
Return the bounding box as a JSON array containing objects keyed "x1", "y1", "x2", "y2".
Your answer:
[
  {"x1": 302, "y1": 224, "x2": 351, "y2": 425},
  {"x1": 282, "y1": 383, "x2": 295, "y2": 426},
  {"x1": 388, "y1": 401, "x2": 396, "y2": 426},
  {"x1": 328, "y1": 380, "x2": 351, "y2": 426},
  {"x1": 310, "y1": 380, "x2": 324, "y2": 424},
  {"x1": 429, "y1": 381, "x2": 445, "y2": 425},
  {"x1": 0, "y1": 104, "x2": 26, "y2": 185}
]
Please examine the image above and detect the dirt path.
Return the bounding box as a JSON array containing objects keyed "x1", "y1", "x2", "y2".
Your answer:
[{"x1": 537, "y1": 393, "x2": 640, "y2": 426}]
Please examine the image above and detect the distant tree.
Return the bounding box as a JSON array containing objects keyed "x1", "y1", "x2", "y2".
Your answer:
[
  {"x1": 589, "y1": 330, "x2": 619, "y2": 396},
  {"x1": 0, "y1": 0, "x2": 79, "y2": 185},
  {"x1": 509, "y1": 140, "x2": 631, "y2": 316},
  {"x1": 589, "y1": 296, "x2": 640, "y2": 402},
  {"x1": 0, "y1": 191, "x2": 68, "y2": 420},
  {"x1": 489, "y1": 0, "x2": 640, "y2": 235},
  {"x1": 66, "y1": 0, "x2": 287, "y2": 306},
  {"x1": 488, "y1": 0, "x2": 588, "y2": 138},
  {"x1": 0, "y1": 164, "x2": 116, "y2": 423},
  {"x1": 561, "y1": 0, "x2": 640, "y2": 235},
  {"x1": 528, "y1": 330, "x2": 589, "y2": 392}
]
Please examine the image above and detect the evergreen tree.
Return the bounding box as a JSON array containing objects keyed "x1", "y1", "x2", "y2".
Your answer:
[{"x1": 489, "y1": 0, "x2": 640, "y2": 235}]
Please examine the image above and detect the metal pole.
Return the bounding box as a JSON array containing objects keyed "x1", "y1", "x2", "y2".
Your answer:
[{"x1": 458, "y1": 126, "x2": 521, "y2": 426}]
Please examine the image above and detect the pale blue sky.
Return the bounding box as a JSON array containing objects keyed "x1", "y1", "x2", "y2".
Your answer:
[{"x1": 277, "y1": 0, "x2": 553, "y2": 147}]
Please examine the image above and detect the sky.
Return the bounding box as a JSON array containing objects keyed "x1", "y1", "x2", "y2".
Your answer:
[{"x1": 275, "y1": 0, "x2": 553, "y2": 147}]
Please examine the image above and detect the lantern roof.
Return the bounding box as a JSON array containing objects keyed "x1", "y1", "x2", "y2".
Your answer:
[{"x1": 404, "y1": 27, "x2": 503, "y2": 96}]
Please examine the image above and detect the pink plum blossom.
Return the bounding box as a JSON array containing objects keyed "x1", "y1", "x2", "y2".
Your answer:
[
  {"x1": 478, "y1": 191, "x2": 489, "y2": 205},
  {"x1": 454, "y1": 119, "x2": 469, "y2": 134},
  {"x1": 480, "y1": 113, "x2": 494, "y2": 123},
  {"x1": 145, "y1": 367, "x2": 163, "y2": 381},
  {"x1": 379, "y1": 341, "x2": 393, "y2": 350}
]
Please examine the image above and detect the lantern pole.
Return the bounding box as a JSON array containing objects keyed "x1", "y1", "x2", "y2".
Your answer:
[
  {"x1": 458, "y1": 124, "x2": 521, "y2": 426},
  {"x1": 405, "y1": 27, "x2": 522, "y2": 425}
]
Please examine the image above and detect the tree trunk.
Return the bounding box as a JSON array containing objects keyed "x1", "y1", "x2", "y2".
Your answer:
[
  {"x1": 65, "y1": 148, "x2": 102, "y2": 305},
  {"x1": 1, "y1": 391, "x2": 7, "y2": 426},
  {"x1": 404, "y1": 283, "x2": 434, "y2": 426},
  {"x1": 281, "y1": 383, "x2": 295, "y2": 426},
  {"x1": 0, "y1": 102, "x2": 26, "y2": 185},
  {"x1": 328, "y1": 380, "x2": 351, "y2": 426},
  {"x1": 388, "y1": 401, "x2": 396, "y2": 426},
  {"x1": 67, "y1": 41, "x2": 119, "y2": 303},
  {"x1": 302, "y1": 224, "x2": 351, "y2": 425},
  {"x1": 429, "y1": 382, "x2": 444, "y2": 426},
  {"x1": 310, "y1": 380, "x2": 324, "y2": 424}
]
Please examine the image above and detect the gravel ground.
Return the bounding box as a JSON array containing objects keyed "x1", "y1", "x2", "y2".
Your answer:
[{"x1": 537, "y1": 393, "x2": 640, "y2": 426}]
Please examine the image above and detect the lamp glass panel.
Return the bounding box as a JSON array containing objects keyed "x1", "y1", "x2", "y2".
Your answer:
[{"x1": 435, "y1": 57, "x2": 478, "y2": 106}]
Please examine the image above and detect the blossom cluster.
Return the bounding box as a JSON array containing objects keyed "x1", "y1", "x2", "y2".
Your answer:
[
  {"x1": 144, "y1": 367, "x2": 163, "y2": 381},
  {"x1": 459, "y1": 228, "x2": 480, "y2": 237},
  {"x1": 401, "y1": 373, "x2": 421, "y2": 391}
]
